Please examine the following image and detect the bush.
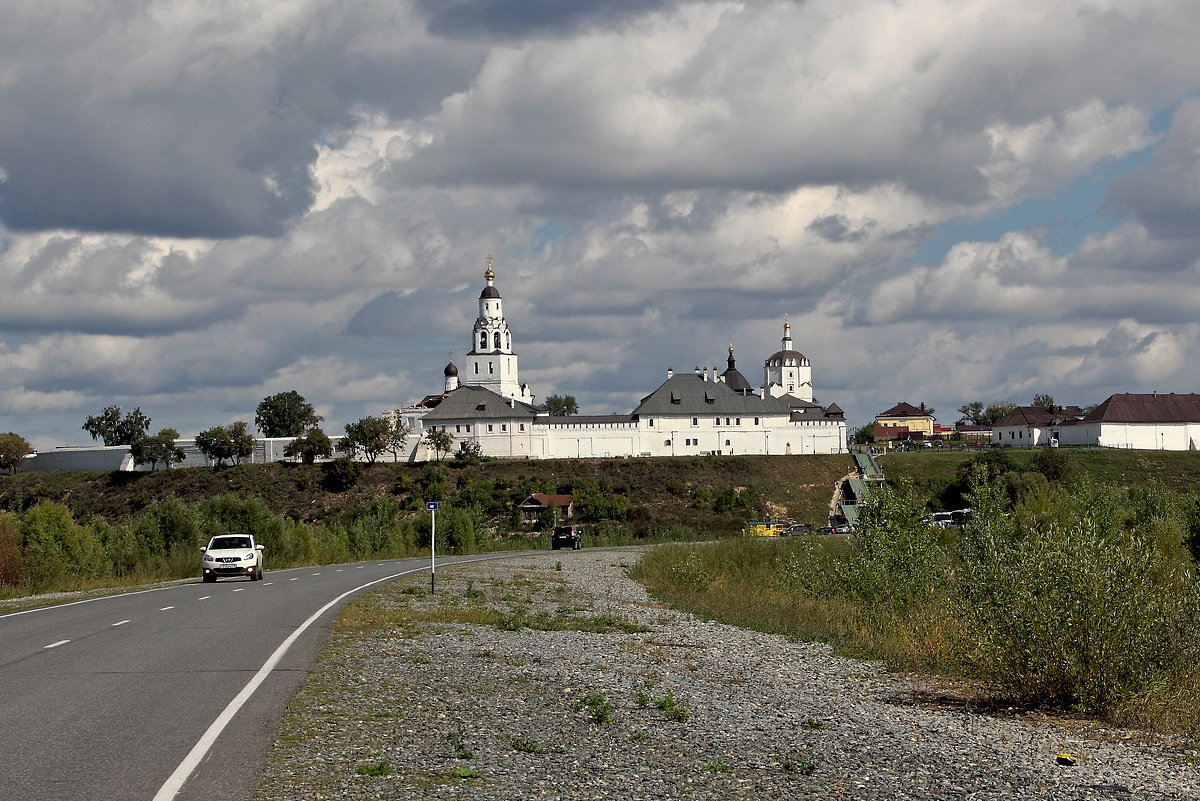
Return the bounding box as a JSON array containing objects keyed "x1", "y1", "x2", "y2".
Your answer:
[
  {"x1": 961, "y1": 478, "x2": 1200, "y2": 715},
  {"x1": 322, "y1": 458, "x2": 364, "y2": 492},
  {"x1": 20, "y1": 502, "x2": 106, "y2": 590}
]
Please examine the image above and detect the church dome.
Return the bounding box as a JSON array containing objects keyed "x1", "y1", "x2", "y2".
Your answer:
[
  {"x1": 480, "y1": 285, "x2": 501, "y2": 299},
  {"x1": 444, "y1": 361, "x2": 459, "y2": 377},
  {"x1": 766, "y1": 349, "x2": 808, "y2": 367}
]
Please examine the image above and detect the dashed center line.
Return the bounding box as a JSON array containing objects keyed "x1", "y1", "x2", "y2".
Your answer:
[
  {"x1": 160, "y1": 606, "x2": 175, "y2": 611},
  {"x1": 311, "y1": 572, "x2": 320, "y2": 576},
  {"x1": 198, "y1": 596, "x2": 211, "y2": 601},
  {"x1": 289, "y1": 577, "x2": 299, "y2": 581},
  {"x1": 233, "y1": 588, "x2": 245, "y2": 593},
  {"x1": 112, "y1": 620, "x2": 130, "y2": 627},
  {"x1": 44, "y1": 640, "x2": 70, "y2": 649}
]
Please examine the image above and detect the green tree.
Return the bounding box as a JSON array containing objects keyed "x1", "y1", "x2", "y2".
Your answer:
[
  {"x1": 424, "y1": 429, "x2": 455, "y2": 462},
  {"x1": 852, "y1": 423, "x2": 875, "y2": 444},
  {"x1": 0, "y1": 433, "x2": 34, "y2": 474},
  {"x1": 255, "y1": 391, "x2": 322, "y2": 438},
  {"x1": 544, "y1": 394, "x2": 579, "y2": 416},
  {"x1": 982, "y1": 401, "x2": 1019, "y2": 425},
  {"x1": 1032, "y1": 393, "x2": 1055, "y2": 410},
  {"x1": 130, "y1": 428, "x2": 185, "y2": 471},
  {"x1": 195, "y1": 422, "x2": 257, "y2": 467},
  {"x1": 957, "y1": 401, "x2": 985, "y2": 425},
  {"x1": 338, "y1": 416, "x2": 392, "y2": 465},
  {"x1": 82, "y1": 405, "x2": 151, "y2": 446},
  {"x1": 284, "y1": 428, "x2": 333, "y2": 464}
]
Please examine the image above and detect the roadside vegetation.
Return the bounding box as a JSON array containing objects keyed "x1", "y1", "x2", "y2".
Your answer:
[{"x1": 635, "y1": 451, "x2": 1200, "y2": 733}]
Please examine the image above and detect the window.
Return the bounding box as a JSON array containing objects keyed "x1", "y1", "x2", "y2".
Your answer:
[
  {"x1": 725, "y1": 439, "x2": 731, "y2": 447},
  {"x1": 489, "y1": 361, "x2": 494, "y2": 374},
  {"x1": 692, "y1": 417, "x2": 698, "y2": 426},
  {"x1": 735, "y1": 417, "x2": 741, "y2": 426},
  {"x1": 494, "y1": 331, "x2": 501, "y2": 349},
  {"x1": 714, "y1": 417, "x2": 720, "y2": 425},
  {"x1": 501, "y1": 424, "x2": 507, "y2": 432},
  {"x1": 488, "y1": 424, "x2": 494, "y2": 433},
  {"x1": 466, "y1": 425, "x2": 471, "y2": 433},
  {"x1": 725, "y1": 417, "x2": 731, "y2": 426},
  {"x1": 665, "y1": 439, "x2": 671, "y2": 446},
  {"x1": 506, "y1": 332, "x2": 510, "y2": 349},
  {"x1": 754, "y1": 417, "x2": 759, "y2": 425},
  {"x1": 649, "y1": 418, "x2": 654, "y2": 427},
  {"x1": 456, "y1": 425, "x2": 461, "y2": 433},
  {"x1": 520, "y1": 423, "x2": 525, "y2": 432},
  {"x1": 474, "y1": 363, "x2": 479, "y2": 374},
  {"x1": 480, "y1": 333, "x2": 487, "y2": 349}
]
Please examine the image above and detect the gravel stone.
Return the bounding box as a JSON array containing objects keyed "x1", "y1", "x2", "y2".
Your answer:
[{"x1": 254, "y1": 549, "x2": 1199, "y2": 800}]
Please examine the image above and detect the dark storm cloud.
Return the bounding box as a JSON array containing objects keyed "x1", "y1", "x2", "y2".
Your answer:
[
  {"x1": 416, "y1": 0, "x2": 681, "y2": 39},
  {"x1": 0, "y1": 3, "x2": 482, "y2": 238}
]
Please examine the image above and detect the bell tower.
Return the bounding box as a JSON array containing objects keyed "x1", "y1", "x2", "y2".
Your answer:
[{"x1": 463, "y1": 258, "x2": 531, "y2": 400}]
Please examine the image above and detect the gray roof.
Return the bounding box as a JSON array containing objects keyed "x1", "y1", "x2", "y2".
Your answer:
[
  {"x1": 634, "y1": 374, "x2": 792, "y2": 417},
  {"x1": 1082, "y1": 393, "x2": 1200, "y2": 424},
  {"x1": 420, "y1": 385, "x2": 539, "y2": 422},
  {"x1": 480, "y1": 285, "x2": 501, "y2": 299}
]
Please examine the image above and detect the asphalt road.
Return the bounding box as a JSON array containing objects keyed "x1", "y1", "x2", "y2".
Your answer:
[{"x1": 0, "y1": 553, "x2": 522, "y2": 801}]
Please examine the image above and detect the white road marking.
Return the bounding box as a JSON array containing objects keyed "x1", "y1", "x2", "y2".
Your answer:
[
  {"x1": 335, "y1": 569, "x2": 343, "y2": 572},
  {"x1": 44, "y1": 640, "x2": 70, "y2": 649},
  {"x1": 233, "y1": 588, "x2": 244, "y2": 593},
  {"x1": 263, "y1": 582, "x2": 273, "y2": 586},
  {"x1": 160, "y1": 606, "x2": 175, "y2": 611},
  {"x1": 112, "y1": 620, "x2": 130, "y2": 627},
  {"x1": 198, "y1": 596, "x2": 211, "y2": 601},
  {"x1": 311, "y1": 572, "x2": 320, "y2": 576},
  {"x1": 289, "y1": 577, "x2": 299, "y2": 581},
  {"x1": 152, "y1": 565, "x2": 430, "y2": 801}
]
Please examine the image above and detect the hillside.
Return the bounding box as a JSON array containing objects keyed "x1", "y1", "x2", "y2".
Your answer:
[{"x1": 0, "y1": 454, "x2": 856, "y2": 533}]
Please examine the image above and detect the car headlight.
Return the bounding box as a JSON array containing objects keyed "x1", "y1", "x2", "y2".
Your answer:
[
  {"x1": 203, "y1": 554, "x2": 214, "y2": 562},
  {"x1": 244, "y1": 553, "x2": 255, "y2": 560}
]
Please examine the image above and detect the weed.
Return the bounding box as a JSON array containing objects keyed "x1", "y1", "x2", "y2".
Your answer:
[
  {"x1": 448, "y1": 767, "x2": 480, "y2": 780},
  {"x1": 448, "y1": 728, "x2": 475, "y2": 759},
  {"x1": 575, "y1": 692, "x2": 612, "y2": 724},
  {"x1": 703, "y1": 762, "x2": 733, "y2": 773},
  {"x1": 782, "y1": 759, "x2": 817, "y2": 776},
  {"x1": 356, "y1": 761, "x2": 392, "y2": 777},
  {"x1": 464, "y1": 579, "x2": 484, "y2": 599},
  {"x1": 556, "y1": 561, "x2": 563, "y2": 571},
  {"x1": 654, "y1": 691, "x2": 690, "y2": 722},
  {"x1": 630, "y1": 730, "x2": 650, "y2": 743},
  {"x1": 503, "y1": 734, "x2": 545, "y2": 753},
  {"x1": 800, "y1": 718, "x2": 826, "y2": 730},
  {"x1": 409, "y1": 652, "x2": 431, "y2": 665}
]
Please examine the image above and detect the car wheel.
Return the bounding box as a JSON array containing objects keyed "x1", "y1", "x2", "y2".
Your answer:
[
  {"x1": 257, "y1": 566, "x2": 264, "y2": 581},
  {"x1": 249, "y1": 569, "x2": 258, "y2": 581},
  {"x1": 203, "y1": 574, "x2": 215, "y2": 583}
]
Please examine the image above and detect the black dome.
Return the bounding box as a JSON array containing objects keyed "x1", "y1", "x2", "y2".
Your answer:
[
  {"x1": 480, "y1": 286, "x2": 501, "y2": 299},
  {"x1": 444, "y1": 362, "x2": 458, "y2": 377}
]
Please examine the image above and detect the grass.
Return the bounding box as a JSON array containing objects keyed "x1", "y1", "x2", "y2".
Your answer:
[{"x1": 355, "y1": 761, "x2": 392, "y2": 777}]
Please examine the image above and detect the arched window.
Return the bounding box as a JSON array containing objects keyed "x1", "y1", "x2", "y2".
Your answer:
[
  {"x1": 494, "y1": 331, "x2": 501, "y2": 349},
  {"x1": 505, "y1": 332, "x2": 511, "y2": 349},
  {"x1": 480, "y1": 333, "x2": 487, "y2": 349}
]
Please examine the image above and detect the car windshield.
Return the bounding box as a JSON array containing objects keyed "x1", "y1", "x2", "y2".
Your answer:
[{"x1": 211, "y1": 536, "x2": 251, "y2": 550}]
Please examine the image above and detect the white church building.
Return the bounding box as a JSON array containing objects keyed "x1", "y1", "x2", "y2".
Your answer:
[{"x1": 393, "y1": 263, "x2": 847, "y2": 461}]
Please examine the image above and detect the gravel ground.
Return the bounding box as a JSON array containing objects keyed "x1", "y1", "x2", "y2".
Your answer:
[{"x1": 253, "y1": 549, "x2": 1198, "y2": 800}]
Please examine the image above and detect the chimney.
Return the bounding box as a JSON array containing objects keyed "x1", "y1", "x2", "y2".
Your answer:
[
  {"x1": 694, "y1": 366, "x2": 701, "y2": 376},
  {"x1": 667, "y1": 368, "x2": 674, "y2": 379}
]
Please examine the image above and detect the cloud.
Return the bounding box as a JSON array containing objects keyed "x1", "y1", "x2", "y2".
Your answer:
[{"x1": 4, "y1": 0, "x2": 1200, "y2": 449}]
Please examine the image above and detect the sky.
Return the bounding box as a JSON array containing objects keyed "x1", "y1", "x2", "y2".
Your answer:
[{"x1": 2, "y1": 0, "x2": 1200, "y2": 449}]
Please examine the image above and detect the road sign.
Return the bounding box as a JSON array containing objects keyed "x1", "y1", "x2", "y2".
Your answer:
[{"x1": 426, "y1": 502, "x2": 439, "y2": 511}]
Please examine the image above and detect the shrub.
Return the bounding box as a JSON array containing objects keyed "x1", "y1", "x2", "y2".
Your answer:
[{"x1": 322, "y1": 458, "x2": 364, "y2": 492}]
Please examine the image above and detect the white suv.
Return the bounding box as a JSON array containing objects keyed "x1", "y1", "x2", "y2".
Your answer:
[{"x1": 201, "y1": 535, "x2": 264, "y2": 582}]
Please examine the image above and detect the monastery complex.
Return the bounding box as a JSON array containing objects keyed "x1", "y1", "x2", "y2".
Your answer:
[{"x1": 393, "y1": 263, "x2": 847, "y2": 461}]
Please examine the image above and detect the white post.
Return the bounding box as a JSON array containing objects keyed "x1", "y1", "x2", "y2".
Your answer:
[{"x1": 426, "y1": 501, "x2": 439, "y2": 593}]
